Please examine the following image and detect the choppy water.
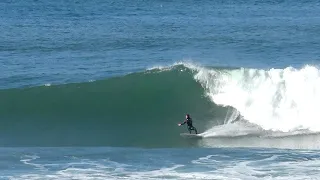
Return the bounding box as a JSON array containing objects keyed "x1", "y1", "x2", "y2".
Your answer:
[{"x1": 1, "y1": 147, "x2": 320, "y2": 180}]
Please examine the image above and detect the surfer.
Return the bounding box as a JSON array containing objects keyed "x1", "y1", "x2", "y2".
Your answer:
[{"x1": 178, "y1": 114, "x2": 198, "y2": 134}]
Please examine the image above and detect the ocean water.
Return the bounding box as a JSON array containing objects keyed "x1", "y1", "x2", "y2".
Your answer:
[{"x1": 2, "y1": 0, "x2": 320, "y2": 179}]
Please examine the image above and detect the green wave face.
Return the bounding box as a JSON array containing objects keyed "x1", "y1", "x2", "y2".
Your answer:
[{"x1": 0, "y1": 65, "x2": 227, "y2": 147}]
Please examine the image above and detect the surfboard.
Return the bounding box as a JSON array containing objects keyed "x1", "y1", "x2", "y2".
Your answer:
[{"x1": 180, "y1": 133, "x2": 202, "y2": 139}]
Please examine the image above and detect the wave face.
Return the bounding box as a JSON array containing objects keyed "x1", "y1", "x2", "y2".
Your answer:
[
  {"x1": 1, "y1": 63, "x2": 320, "y2": 148},
  {"x1": 0, "y1": 65, "x2": 222, "y2": 147}
]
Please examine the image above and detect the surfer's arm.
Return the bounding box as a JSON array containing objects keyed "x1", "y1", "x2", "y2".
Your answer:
[{"x1": 178, "y1": 120, "x2": 186, "y2": 126}]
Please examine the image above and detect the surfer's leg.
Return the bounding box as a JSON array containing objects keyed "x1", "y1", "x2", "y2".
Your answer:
[
  {"x1": 189, "y1": 126, "x2": 197, "y2": 134},
  {"x1": 188, "y1": 126, "x2": 192, "y2": 134}
]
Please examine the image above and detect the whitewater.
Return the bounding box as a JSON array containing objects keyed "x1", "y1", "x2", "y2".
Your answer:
[{"x1": 182, "y1": 63, "x2": 320, "y2": 132}]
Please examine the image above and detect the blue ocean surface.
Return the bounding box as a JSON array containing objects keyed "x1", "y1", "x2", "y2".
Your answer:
[{"x1": 2, "y1": 0, "x2": 320, "y2": 179}]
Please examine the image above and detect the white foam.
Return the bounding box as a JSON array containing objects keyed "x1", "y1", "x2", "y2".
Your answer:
[
  {"x1": 20, "y1": 155, "x2": 47, "y2": 171},
  {"x1": 200, "y1": 121, "x2": 265, "y2": 138},
  {"x1": 146, "y1": 65, "x2": 168, "y2": 71},
  {"x1": 190, "y1": 64, "x2": 320, "y2": 132},
  {"x1": 146, "y1": 60, "x2": 199, "y2": 71},
  {"x1": 8, "y1": 153, "x2": 320, "y2": 180}
]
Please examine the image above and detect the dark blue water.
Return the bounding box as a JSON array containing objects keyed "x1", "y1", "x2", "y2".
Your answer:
[
  {"x1": 2, "y1": 0, "x2": 320, "y2": 179},
  {"x1": 2, "y1": 0, "x2": 320, "y2": 89}
]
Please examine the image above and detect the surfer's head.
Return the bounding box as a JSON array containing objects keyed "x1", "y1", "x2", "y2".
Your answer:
[{"x1": 186, "y1": 114, "x2": 190, "y2": 118}]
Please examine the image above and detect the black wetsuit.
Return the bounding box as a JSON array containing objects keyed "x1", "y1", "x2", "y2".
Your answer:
[{"x1": 181, "y1": 117, "x2": 198, "y2": 134}]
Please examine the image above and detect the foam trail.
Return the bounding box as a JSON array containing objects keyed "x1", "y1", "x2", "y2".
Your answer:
[
  {"x1": 200, "y1": 121, "x2": 265, "y2": 138},
  {"x1": 189, "y1": 64, "x2": 320, "y2": 132},
  {"x1": 224, "y1": 107, "x2": 240, "y2": 124}
]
